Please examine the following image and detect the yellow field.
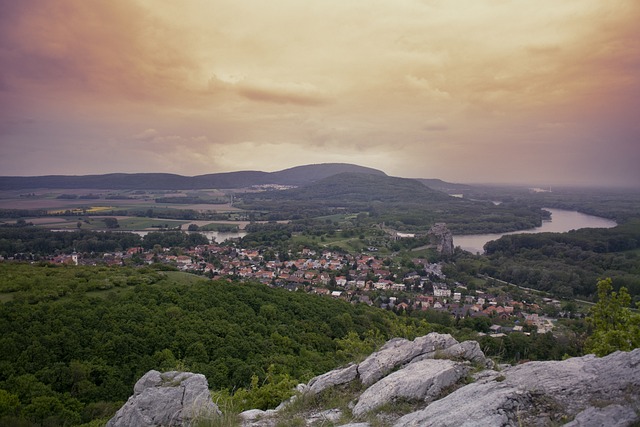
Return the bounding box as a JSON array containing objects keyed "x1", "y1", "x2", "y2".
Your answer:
[{"x1": 86, "y1": 206, "x2": 115, "y2": 213}]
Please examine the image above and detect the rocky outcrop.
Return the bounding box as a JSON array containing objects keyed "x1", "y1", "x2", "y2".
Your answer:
[
  {"x1": 117, "y1": 335, "x2": 640, "y2": 427},
  {"x1": 427, "y1": 223, "x2": 454, "y2": 256},
  {"x1": 106, "y1": 370, "x2": 220, "y2": 427},
  {"x1": 357, "y1": 333, "x2": 458, "y2": 386},
  {"x1": 307, "y1": 363, "x2": 358, "y2": 395},
  {"x1": 393, "y1": 349, "x2": 640, "y2": 427},
  {"x1": 352, "y1": 358, "x2": 468, "y2": 417}
]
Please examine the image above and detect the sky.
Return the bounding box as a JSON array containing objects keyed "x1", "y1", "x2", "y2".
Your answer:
[{"x1": 1, "y1": 0, "x2": 639, "y2": 187}]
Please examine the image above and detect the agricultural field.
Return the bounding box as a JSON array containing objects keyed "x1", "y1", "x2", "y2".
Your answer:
[{"x1": 0, "y1": 188, "x2": 245, "y2": 231}]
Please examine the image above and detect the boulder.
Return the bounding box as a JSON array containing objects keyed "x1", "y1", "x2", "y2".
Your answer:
[
  {"x1": 353, "y1": 359, "x2": 468, "y2": 417},
  {"x1": 307, "y1": 363, "x2": 359, "y2": 395},
  {"x1": 106, "y1": 370, "x2": 220, "y2": 427},
  {"x1": 357, "y1": 333, "x2": 458, "y2": 386},
  {"x1": 438, "y1": 340, "x2": 487, "y2": 366}
]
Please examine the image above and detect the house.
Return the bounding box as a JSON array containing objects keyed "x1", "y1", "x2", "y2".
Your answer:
[{"x1": 433, "y1": 284, "x2": 451, "y2": 298}]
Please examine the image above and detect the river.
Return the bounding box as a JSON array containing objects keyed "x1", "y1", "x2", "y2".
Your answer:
[{"x1": 454, "y1": 208, "x2": 617, "y2": 254}]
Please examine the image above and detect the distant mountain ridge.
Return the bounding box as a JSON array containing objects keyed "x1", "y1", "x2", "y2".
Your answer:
[
  {"x1": 243, "y1": 172, "x2": 455, "y2": 204},
  {"x1": 0, "y1": 163, "x2": 386, "y2": 190}
]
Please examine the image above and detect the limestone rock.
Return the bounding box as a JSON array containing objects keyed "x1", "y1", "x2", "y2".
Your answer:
[
  {"x1": 437, "y1": 340, "x2": 487, "y2": 366},
  {"x1": 357, "y1": 333, "x2": 458, "y2": 386},
  {"x1": 353, "y1": 359, "x2": 467, "y2": 417},
  {"x1": 393, "y1": 381, "x2": 530, "y2": 427},
  {"x1": 106, "y1": 370, "x2": 220, "y2": 427},
  {"x1": 239, "y1": 408, "x2": 278, "y2": 427},
  {"x1": 564, "y1": 404, "x2": 638, "y2": 427},
  {"x1": 307, "y1": 363, "x2": 359, "y2": 395},
  {"x1": 306, "y1": 408, "x2": 343, "y2": 424},
  {"x1": 394, "y1": 349, "x2": 640, "y2": 427}
]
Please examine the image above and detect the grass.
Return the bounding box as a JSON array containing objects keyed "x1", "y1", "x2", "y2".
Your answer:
[{"x1": 52, "y1": 271, "x2": 207, "y2": 303}]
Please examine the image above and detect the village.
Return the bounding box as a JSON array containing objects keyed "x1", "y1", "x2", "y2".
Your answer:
[{"x1": 45, "y1": 240, "x2": 560, "y2": 336}]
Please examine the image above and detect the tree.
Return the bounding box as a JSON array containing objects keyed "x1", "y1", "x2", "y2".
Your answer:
[
  {"x1": 585, "y1": 278, "x2": 640, "y2": 357},
  {"x1": 103, "y1": 217, "x2": 119, "y2": 229}
]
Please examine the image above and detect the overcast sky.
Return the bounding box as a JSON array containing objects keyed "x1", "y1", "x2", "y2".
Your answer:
[{"x1": 1, "y1": 0, "x2": 639, "y2": 187}]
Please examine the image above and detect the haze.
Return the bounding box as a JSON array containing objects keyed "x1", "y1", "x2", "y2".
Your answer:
[{"x1": 1, "y1": 0, "x2": 639, "y2": 188}]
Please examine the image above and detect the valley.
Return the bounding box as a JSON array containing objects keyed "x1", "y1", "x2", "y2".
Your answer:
[{"x1": 1, "y1": 164, "x2": 639, "y2": 426}]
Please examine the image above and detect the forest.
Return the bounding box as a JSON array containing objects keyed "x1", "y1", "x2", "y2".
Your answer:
[
  {"x1": 0, "y1": 263, "x2": 438, "y2": 426},
  {"x1": 479, "y1": 219, "x2": 640, "y2": 300},
  {"x1": 0, "y1": 261, "x2": 599, "y2": 426}
]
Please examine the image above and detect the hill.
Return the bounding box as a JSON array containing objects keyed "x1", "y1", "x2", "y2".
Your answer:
[
  {"x1": 0, "y1": 263, "x2": 433, "y2": 426},
  {"x1": 416, "y1": 178, "x2": 474, "y2": 194},
  {"x1": 243, "y1": 172, "x2": 454, "y2": 205},
  {"x1": 236, "y1": 173, "x2": 549, "y2": 233},
  {"x1": 0, "y1": 163, "x2": 385, "y2": 190}
]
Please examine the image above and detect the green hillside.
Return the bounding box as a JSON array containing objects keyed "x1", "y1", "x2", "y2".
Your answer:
[{"x1": 0, "y1": 263, "x2": 433, "y2": 425}]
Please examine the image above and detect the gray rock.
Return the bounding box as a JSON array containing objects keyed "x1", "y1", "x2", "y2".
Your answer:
[
  {"x1": 338, "y1": 424, "x2": 371, "y2": 427},
  {"x1": 306, "y1": 408, "x2": 343, "y2": 424},
  {"x1": 353, "y1": 359, "x2": 467, "y2": 417},
  {"x1": 239, "y1": 409, "x2": 268, "y2": 422},
  {"x1": 394, "y1": 381, "x2": 530, "y2": 427},
  {"x1": 394, "y1": 349, "x2": 640, "y2": 427},
  {"x1": 357, "y1": 333, "x2": 458, "y2": 386},
  {"x1": 428, "y1": 223, "x2": 454, "y2": 256},
  {"x1": 107, "y1": 370, "x2": 220, "y2": 427},
  {"x1": 438, "y1": 340, "x2": 487, "y2": 365},
  {"x1": 307, "y1": 363, "x2": 359, "y2": 395},
  {"x1": 564, "y1": 404, "x2": 638, "y2": 427}
]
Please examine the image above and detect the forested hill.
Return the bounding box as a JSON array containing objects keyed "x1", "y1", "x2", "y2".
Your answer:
[
  {"x1": 0, "y1": 263, "x2": 433, "y2": 425},
  {"x1": 236, "y1": 173, "x2": 547, "y2": 233},
  {"x1": 241, "y1": 172, "x2": 455, "y2": 205},
  {"x1": 0, "y1": 163, "x2": 386, "y2": 190}
]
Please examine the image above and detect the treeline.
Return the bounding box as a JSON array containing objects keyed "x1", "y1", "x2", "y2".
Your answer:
[
  {"x1": 0, "y1": 229, "x2": 213, "y2": 258},
  {"x1": 0, "y1": 263, "x2": 434, "y2": 426},
  {"x1": 456, "y1": 220, "x2": 640, "y2": 299},
  {"x1": 0, "y1": 229, "x2": 142, "y2": 257},
  {"x1": 0, "y1": 207, "x2": 234, "y2": 221},
  {"x1": 154, "y1": 196, "x2": 227, "y2": 204}
]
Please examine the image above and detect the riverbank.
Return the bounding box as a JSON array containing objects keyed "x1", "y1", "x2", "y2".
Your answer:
[{"x1": 455, "y1": 208, "x2": 617, "y2": 254}]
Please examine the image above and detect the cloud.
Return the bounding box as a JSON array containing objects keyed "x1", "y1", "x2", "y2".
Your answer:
[
  {"x1": 133, "y1": 129, "x2": 159, "y2": 141},
  {"x1": 208, "y1": 75, "x2": 329, "y2": 106},
  {"x1": 423, "y1": 118, "x2": 449, "y2": 132},
  {"x1": 1, "y1": 0, "x2": 638, "y2": 187}
]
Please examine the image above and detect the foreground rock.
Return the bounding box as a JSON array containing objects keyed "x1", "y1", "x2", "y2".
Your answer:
[
  {"x1": 393, "y1": 349, "x2": 640, "y2": 427},
  {"x1": 116, "y1": 335, "x2": 640, "y2": 427},
  {"x1": 352, "y1": 358, "x2": 468, "y2": 417},
  {"x1": 107, "y1": 370, "x2": 220, "y2": 427},
  {"x1": 353, "y1": 332, "x2": 459, "y2": 386}
]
